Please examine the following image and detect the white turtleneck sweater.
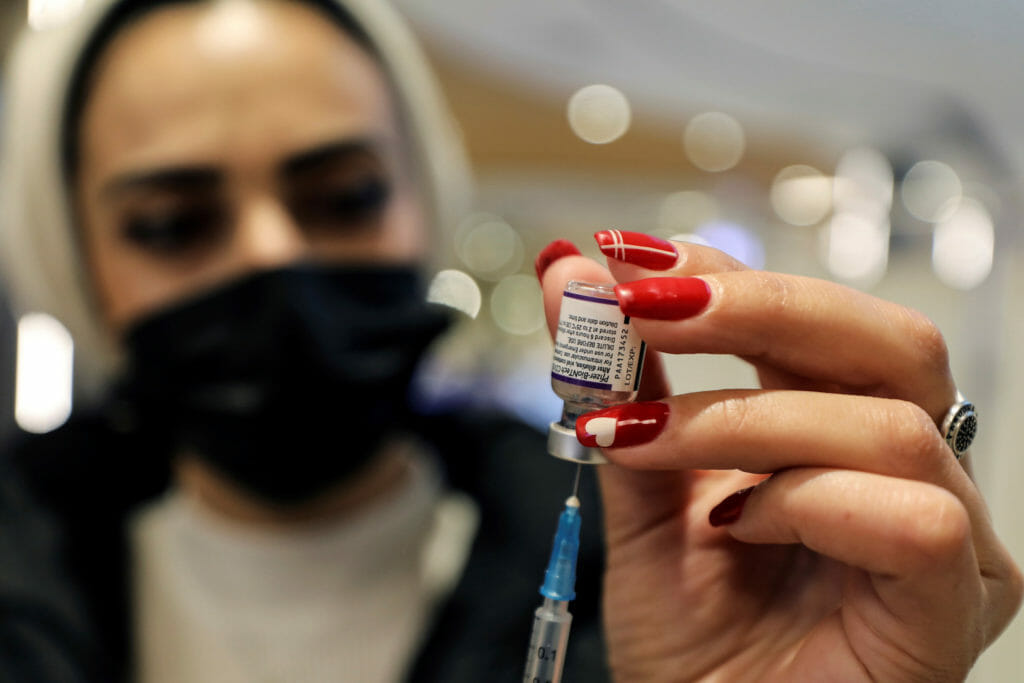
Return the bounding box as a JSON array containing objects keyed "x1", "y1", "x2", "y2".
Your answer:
[{"x1": 131, "y1": 451, "x2": 477, "y2": 683}]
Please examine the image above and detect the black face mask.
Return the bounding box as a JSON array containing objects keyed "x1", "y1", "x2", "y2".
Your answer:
[{"x1": 111, "y1": 264, "x2": 452, "y2": 505}]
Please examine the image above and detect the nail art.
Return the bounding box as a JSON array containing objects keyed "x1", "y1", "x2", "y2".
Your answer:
[
  {"x1": 709, "y1": 487, "x2": 755, "y2": 527},
  {"x1": 615, "y1": 277, "x2": 711, "y2": 320},
  {"x1": 594, "y1": 229, "x2": 678, "y2": 270},
  {"x1": 575, "y1": 401, "x2": 669, "y2": 448},
  {"x1": 535, "y1": 239, "x2": 582, "y2": 281}
]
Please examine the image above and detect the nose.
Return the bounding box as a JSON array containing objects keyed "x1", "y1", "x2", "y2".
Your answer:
[{"x1": 233, "y1": 197, "x2": 308, "y2": 269}]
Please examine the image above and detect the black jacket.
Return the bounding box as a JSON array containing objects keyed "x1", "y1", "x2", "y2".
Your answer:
[{"x1": 0, "y1": 410, "x2": 610, "y2": 682}]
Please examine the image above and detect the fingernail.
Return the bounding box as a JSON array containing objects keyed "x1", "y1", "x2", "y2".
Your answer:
[
  {"x1": 615, "y1": 277, "x2": 711, "y2": 320},
  {"x1": 535, "y1": 239, "x2": 581, "y2": 281},
  {"x1": 575, "y1": 401, "x2": 670, "y2": 448},
  {"x1": 594, "y1": 229, "x2": 678, "y2": 270},
  {"x1": 709, "y1": 487, "x2": 755, "y2": 527}
]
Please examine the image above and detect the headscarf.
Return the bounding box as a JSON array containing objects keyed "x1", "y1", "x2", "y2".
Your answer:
[{"x1": 0, "y1": 0, "x2": 471, "y2": 401}]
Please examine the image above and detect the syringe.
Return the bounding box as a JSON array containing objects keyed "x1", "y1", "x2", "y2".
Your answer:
[{"x1": 522, "y1": 494, "x2": 581, "y2": 683}]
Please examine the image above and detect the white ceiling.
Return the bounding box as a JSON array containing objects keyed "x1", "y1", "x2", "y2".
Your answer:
[{"x1": 395, "y1": 0, "x2": 1024, "y2": 179}]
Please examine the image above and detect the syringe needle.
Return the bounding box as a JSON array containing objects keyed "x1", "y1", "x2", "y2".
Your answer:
[{"x1": 570, "y1": 463, "x2": 582, "y2": 499}]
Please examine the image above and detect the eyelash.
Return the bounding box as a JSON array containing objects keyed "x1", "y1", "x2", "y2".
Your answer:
[
  {"x1": 290, "y1": 176, "x2": 392, "y2": 232},
  {"x1": 120, "y1": 176, "x2": 393, "y2": 257},
  {"x1": 122, "y1": 204, "x2": 228, "y2": 256}
]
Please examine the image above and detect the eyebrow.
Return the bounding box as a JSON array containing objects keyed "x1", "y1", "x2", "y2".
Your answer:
[
  {"x1": 279, "y1": 138, "x2": 384, "y2": 178},
  {"x1": 100, "y1": 137, "x2": 387, "y2": 201},
  {"x1": 102, "y1": 167, "x2": 222, "y2": 199}
]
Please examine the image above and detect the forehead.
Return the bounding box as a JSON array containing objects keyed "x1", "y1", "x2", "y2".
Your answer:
[{"x1": 78, "y1": 1, "x2": 398, "y2": 179}]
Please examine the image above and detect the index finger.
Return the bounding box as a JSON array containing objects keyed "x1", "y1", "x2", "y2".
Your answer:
[{"x1": 595, "y1": 231, "x2": 749, "y2": 282}]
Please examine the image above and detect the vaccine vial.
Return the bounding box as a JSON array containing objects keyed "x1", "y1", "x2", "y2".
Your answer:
[{"x1": 548, "y1": 281, "x2": 646, "y2": 464}]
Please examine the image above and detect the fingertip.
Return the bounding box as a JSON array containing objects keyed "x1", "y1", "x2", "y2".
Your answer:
[
  {"x1": 535, "y1": 239, "x2": 581, "y2": 282},
  {"x1": 574, "y1": 401, "x2": 670, "y2": 449},
  {"x1": 593, "y1": 229, "x2": 679, "y2": 271},
  {"x1": 539, "y1": 254, "x2": 614, "y2": 339},
  {"x1": 614, "y1": 277, "x2": 712, "y2": 320},
  {"x1": 709, "y1": 486, "x2": 755, "y2": 527}
]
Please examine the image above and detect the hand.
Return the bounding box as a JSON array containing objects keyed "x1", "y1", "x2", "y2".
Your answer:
[{"x1": 537, "y1": 233, "x2": 1022, "y2": 682}]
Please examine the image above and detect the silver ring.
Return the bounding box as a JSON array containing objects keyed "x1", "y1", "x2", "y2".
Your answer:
[{"x1": 941, "y1": 392, "x2": 977, "y2": 460}]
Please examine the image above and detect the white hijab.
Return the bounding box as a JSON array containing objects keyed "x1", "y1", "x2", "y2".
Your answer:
[{"x1": 0, "y1": 0, "x2": 470, "y2": 401}]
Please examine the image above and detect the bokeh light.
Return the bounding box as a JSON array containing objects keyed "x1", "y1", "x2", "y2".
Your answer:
[
  {"x1": 683, "y1": 112, "x2": 745, "y2": 172},
  {"x1": 901, "y1": 160, "x2": 962, "y2": 222},
  {"x1": 15, "y1": 313, "x2": 73, "y2": 434},
  {"x1": 833, "y1": 147, "x2": 893, "y2": 217},
  {"x1": 962, "y1": 182, "x2": 1001, "y2": 219},
  {"x1": 932, "y1": 198, "x2": 994, "y2": 290},
  {"x1": 490, "y1": 275, "x2": 545, "y2": 335},
  {"x1": 657, "y1": 190, "x2": 718, "y2": 236},
  {"x1": 770, "y1": 165, "x2": 832, "y2": 226},
  {"x1": 567, "y1": 84, "x2": 632, "y2": 144},
  {"x1": 454, "y1": 213, "x2": 525, "y2": 282},
  {"x1": 427, "y1": 269, "x2": 481, "y2": 319},
  {"x1": 822, "y1": 212, "x2": 890, "y2": 287},
  {"x1": 695, "y1": 221, "x2": 765, "y2": 269}
]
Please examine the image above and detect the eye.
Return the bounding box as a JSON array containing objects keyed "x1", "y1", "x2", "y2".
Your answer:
[
  {"x1": 290, "y1": 176, "x2": 392, "y2": 233},
  {"x1": 121, "y1": 204, "x2": 229, "y2": 256}
]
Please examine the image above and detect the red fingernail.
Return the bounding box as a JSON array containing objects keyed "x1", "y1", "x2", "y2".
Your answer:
[
  {"x1": 709, "y1": 487, "x2": 755, "y2": 527},
  {"x1": 575, "y1": 401, "x2": 669, "y2": 448},
  {"x1": 535, "y1": 239, "x2": 581, "y2": 281},
  {"x1": 615, "y1": 277, "x2": 711, "y2": 320},
  {"x1": 594, "y1": 229, "x2": 678, "y2": 270}
]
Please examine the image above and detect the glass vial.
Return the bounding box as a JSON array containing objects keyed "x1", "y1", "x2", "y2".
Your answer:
[{"x1": 547, "y1": 281, "x2": 646, "y2": 464}]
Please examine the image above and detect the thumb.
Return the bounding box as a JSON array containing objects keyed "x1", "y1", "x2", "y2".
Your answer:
[{"x1": 538, "y1": 251, "x2": 613, "y2": 339}]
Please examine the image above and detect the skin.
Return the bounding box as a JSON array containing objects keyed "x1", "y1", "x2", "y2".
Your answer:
[
  {"x1": 540, "y1": 248, "x2": 1023, "y2": 681},
  {"x1": 75, "y1": 1, "x2": 427, "y2": 523}
]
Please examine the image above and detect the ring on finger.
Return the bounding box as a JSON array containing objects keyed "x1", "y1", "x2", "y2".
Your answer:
[{"x1": 941, "y1": 391, "x2": 978, "y2": 460}]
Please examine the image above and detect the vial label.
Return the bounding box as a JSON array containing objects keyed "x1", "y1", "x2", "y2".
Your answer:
[{"x1": 551, "y1": 291, "x2": 645, "y2": 392}]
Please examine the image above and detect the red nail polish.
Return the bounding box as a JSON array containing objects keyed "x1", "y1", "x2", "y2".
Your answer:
[
  {"x1": 594, "y1": 230, "x2": 678, "y2": 270},
  {"x1": 575, "y1": 401, "x2": 669, "y2": 448},
  {"x1": 615, "y1": 277, "x2": 711, "y2": 320},
  {"x1": 535, "y1": 239, "x2": 582, "y2": 281},
  {"x1": 709, "y1": 487, "x2": 755, "y2": 527}
]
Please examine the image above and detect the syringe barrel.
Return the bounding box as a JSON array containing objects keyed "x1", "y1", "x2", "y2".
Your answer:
[{"x1": 523, "y1": 598, "x2": 572, "y2": 683}]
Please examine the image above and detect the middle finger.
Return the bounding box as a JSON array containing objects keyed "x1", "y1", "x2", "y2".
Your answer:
[{"x1": 615, "y1": 270, "x2": 956, "y2": 421}]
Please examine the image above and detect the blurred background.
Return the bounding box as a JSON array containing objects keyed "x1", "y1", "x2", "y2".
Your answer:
[{"x1": 2, "y1": 1, "x2": 1022, "y2": 679}]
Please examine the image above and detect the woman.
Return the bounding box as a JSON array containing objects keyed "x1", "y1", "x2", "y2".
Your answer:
[
  {"x1": 0, "y1": 0, "x2": 1019, "y2": 681},
  {"x1": 1, "y1": 1, "x2": 609, "y2": 680}
]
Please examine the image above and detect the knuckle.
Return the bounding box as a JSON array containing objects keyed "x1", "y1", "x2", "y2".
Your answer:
[
  {"x1": 980, "y1": 546, "x2": 1024, "y2": 641},
  {"x1": 1005, "y1": 560, "x2": 1024, "y2": 610},
  {"x1": 901, "y1": 487, "x2": 972, "y2": 568},
  {"x1": 903, "y1": 308, "x2": 952, "y2": 375},
  {"x1": 883, "y1": 401, "x2": 948, "y2": 475},
  {"x1": 748, "y1": 271, "x2": 796, "y2": 318},
  {"x1": 1008, "y1": 562, "x2": 1024, "y2": 612},
  {"x1": 711, "y1": 394, "x2": 758, "y2": 443}
]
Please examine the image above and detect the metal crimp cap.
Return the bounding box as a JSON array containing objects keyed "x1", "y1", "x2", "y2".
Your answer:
[{"x1": 547, "y1": 421, "x2": 607, "y2": 465}]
